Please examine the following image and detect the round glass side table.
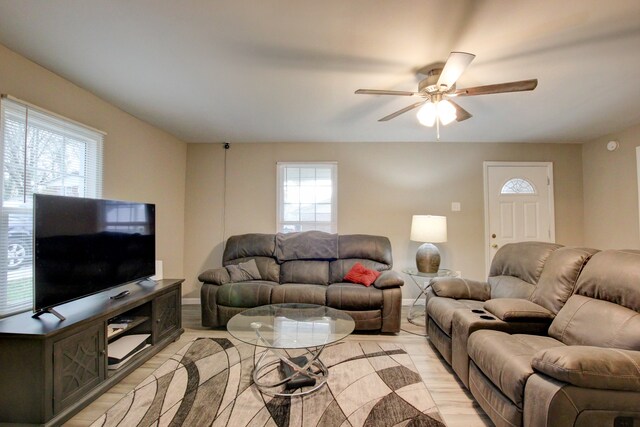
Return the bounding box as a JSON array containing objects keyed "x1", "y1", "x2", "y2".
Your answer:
[{"x1": 402, "y1": 268, "x2": 460, "y2": 326}]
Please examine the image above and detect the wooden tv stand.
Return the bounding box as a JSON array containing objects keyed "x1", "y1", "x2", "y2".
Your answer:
[{"x1": 0, "y1": 279, "x2": 184, "y2": 426}]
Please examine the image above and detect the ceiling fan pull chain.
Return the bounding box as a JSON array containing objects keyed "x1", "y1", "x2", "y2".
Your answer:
[{"x1": 436, "y1": 117, "x2": 440, "y2": 141}]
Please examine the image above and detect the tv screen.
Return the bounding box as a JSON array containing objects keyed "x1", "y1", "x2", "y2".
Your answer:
[{"x1": 33, "y1": 194, "x2": 156, "y2": 312}]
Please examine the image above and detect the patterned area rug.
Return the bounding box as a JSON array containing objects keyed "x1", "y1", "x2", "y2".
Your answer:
[{"x1": 91, "y1": 338, "x2": 446, "y2": 427}]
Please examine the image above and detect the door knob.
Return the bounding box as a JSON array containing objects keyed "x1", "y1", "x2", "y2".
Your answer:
[
  {"x1": 491, "y1": 234, "x2": 496, "y2": 238},
  {"x1": 491, "y1": 244, "x2": 498, "y2": 248}
]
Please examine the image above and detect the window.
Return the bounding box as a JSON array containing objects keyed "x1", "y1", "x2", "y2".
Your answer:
[
  {"x1": 501, "y1": 178, "x2": 536, "y2": 194},
  {"x1": 0, "y1": 96, "x2": 104, "y2": 317},
  {"x1": 277, "y1": 162, "x2": 337, "y2": 233}
]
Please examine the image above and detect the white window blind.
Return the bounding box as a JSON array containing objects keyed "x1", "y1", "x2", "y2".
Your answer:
[
  {"x1": 277, "y1": 162, "x2": 337, "y2": 233},
  {"x1": 0, "y1": 96, "x2": 104, "y2": 317}
]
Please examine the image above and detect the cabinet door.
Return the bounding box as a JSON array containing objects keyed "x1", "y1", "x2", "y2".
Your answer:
[
  {"x1": 153, "y1": 289, "x2": 181, "y2": 343},
  {"x1": 53, "y1": 324, "x2": 105, "y2": 413}
]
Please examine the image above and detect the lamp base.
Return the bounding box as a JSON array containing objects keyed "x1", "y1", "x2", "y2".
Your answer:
[{"x1": 416, "y1": 243, "x2": 441, "y2": 273}]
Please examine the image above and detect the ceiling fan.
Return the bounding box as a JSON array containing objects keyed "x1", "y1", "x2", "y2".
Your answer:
[{"x1": 355, "y1": 52, "x2": 538, "y2": 139}]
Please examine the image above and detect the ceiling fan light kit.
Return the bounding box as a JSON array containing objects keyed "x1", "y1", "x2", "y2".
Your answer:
[
  {"x1": 416, "y1": 102, "x2": 436, "y2": 127},
  {"x1": 417, "y1": 97, "x2": 456, "y2": 127},
  {"x1": 355, "y1": 51, "x2": 538, "y2": 140}
]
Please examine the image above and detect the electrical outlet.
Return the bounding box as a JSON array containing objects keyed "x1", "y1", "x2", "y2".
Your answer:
[{"x1": 451, "y1": 202, "x2": 461, "y2": 212}]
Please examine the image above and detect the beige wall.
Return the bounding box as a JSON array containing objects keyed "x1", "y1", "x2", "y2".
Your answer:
[
  {"x1": 0, "y1": 43, "x2": 187, "y2": 279},
  {"x1": 6, "y1": 36, "x2": 639, "y2": 302},
  {"x1": 582, "y1": 124, "x2": 640, "y2": 249},
  {"x1": 184, "y1": 141, "x2": 584, "y2": 299}
]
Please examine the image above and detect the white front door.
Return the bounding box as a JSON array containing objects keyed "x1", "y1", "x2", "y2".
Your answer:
[{"x1": 484, "y1": 162, "x2": 555, "y2": 273}]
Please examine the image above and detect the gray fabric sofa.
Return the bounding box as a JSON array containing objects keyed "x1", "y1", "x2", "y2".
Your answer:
[
  {"x1": 468, "y1": 249, "x2": 640, "y2": 427},
  {"x1": 199, "y1": 231, "x2": 404, "y2": 333},
  {"x1": 426, "y1": 241, "x2": 597, "y2": 385}
]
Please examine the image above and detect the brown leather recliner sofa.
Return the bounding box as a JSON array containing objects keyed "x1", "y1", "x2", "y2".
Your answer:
[
  {"x1": 468, "y1": 249, "x2": 640, "y2": 427},
  {"x1": 199, "y1": 231, "x2": 404, "y2": 333},
  {"x1": 426, "y1": 241, "x2": 597, "y2": 388}
]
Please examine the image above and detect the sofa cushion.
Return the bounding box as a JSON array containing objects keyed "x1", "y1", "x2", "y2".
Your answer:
[
  {"x1": 546, "y1": 249, "x2": 640, "y2": 349},
  {"x1": 326, "y1": 282, "x2": 383, "y2": 310},
  {"x1": 529, "y1": 247, "x2": 598, "y2": 314},
  {"x1": 216, "y1": 281, "x2": 276, "y2": 308},
  {"x1": 271, "y1": 283, "x2": 327, "y2": 305},
  {"x1": 372, "y1": 270, "x2": 404, "y2": 289},
  {"x1": 275, "y1": 231, "x2": 338, "y2": 262},
  {"x1": 223, "y1": 233, "x2": 275, "y2": 262},
  {"x1": 532, "y1": 346, "x2": 640, "y2": 392},
  {"x1": 467, "y1": 330, "x2": 565, "y2": 407},
  {"x1": 483, "y1": 299, "x2": 555, "y2": 322},
  {"x1": 427, "y1": 297, "x2": 485, "y2": 335},
  {"x1": 280, "y1": 260, "x2": 330, "y2": 285},
  {"x1": 198, "y1": 267, "x2": 230, "y2": 285},
  {"x1": 225, "y1": 256, "x2": 280, "y2": 283},
  {"x1": 489, "y1": 241, "x2": 562, "y2": 285},
  {"x1": 337, "y1": 234, "x2": 392, "y2": 266},
  {"x1": 431, "y1": 277, "x2": 490, "y2": 300},
  {"x1": 548, "y1": 294, "x2": 640, "y2": 349},
  {"x1": 572, "y1": 249, "x2": 640, "y2": 312},
  {"x1": 489, "y1": 275, "x2": 536, "y2": 299},
  {"x1": 226, "y1": 259, "x2": 261, "y2": 282},
  {"x1": 343, "y1": 262, "x2": 380, "y2": 287}
]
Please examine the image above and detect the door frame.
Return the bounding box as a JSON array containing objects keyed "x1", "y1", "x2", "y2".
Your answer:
[{"x1": 483, "y1": 161, "x2": 556, "y2": 275}]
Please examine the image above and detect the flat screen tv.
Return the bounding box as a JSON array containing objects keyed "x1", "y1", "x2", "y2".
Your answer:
[{"x1": 33, "y1": 194, "x2": 155, "y2": 317}]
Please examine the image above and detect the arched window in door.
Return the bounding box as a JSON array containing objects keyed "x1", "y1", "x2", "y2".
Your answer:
[{"x1": 501, "y1": 178, "x2": 536, "y2": 194}]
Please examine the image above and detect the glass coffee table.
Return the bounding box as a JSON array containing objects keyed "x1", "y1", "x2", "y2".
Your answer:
[{"x1": 226, "y1": 303, "x2": 355, "y2": 397}]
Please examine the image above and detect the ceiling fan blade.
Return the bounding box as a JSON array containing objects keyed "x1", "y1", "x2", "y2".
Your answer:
[
  {"x1": 378, "y1": 101, "x2": 426, "y2": 121},
  {"x1": 453, "y1": 79, "x2": 538, "y2": 97},
  {"x1": 355, "y1": 89, "x2": 418, "y2": 96},
  {"x1": 436, "y1": 52, "x2": 476, "y2": 90},
  {"x1": 448, "y1": 100, "x2": 472, "y2": 122}
]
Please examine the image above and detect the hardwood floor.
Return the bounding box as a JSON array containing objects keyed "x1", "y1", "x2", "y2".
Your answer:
[{"x1": 65, "y1": 305, "x2": 492, "y2": 427}]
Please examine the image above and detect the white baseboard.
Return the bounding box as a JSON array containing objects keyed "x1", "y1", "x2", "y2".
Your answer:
[{"x1": 182, "y1": 298, "x2": 200, "y2": 305}]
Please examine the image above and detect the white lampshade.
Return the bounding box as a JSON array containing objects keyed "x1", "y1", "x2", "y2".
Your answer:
[
  {"x1": 410, "y1": 215, "x2": 447, "y2": 243},
  {"x1": 417, "y1": 100, "x2": 457, "y2": 127},
  {"x1": 437, "y1": 100, "x2": 457, "y2": 125},
  {"x1": 416, "y1": 102, "x2": 436, "y2": 127}
]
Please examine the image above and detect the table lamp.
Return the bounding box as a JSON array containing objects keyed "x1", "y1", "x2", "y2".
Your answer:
[{"x1": 410, "y1": 215, "x2": 447, "y2": 273}]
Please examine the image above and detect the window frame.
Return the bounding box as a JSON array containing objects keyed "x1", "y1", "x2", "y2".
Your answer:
[
  {"x1": 276, "y1": 162, "x2": 338, "y2": 233},
  {"x1": 0, "y1": 95, "x2": 104, "y2": 317}
]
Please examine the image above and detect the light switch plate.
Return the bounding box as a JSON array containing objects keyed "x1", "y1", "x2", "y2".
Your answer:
[{"x1": 451, "y1": 202, "x2": 461, "y2": 212}]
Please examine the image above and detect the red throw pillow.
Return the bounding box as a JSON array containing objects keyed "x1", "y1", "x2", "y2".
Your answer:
[{"x1": 344, "y1": 262, "x2": 381, "y2": 287}]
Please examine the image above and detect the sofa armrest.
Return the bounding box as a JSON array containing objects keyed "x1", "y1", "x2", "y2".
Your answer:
[
  {"x1": 483, "y1": 299, "x2": 555, "y2": 322},
  {"x1": 431, "y1": 277, "x2": 490, "y2": 301},
  {"x1": 373, "y1": 270, "x2": 404, "y2": 289},
  {"x1": 532, "y1": 346, "x2": 640, "y2": 392},
  {"x1": 198, "y1": 267, "x2": 231, "y2": 286}
]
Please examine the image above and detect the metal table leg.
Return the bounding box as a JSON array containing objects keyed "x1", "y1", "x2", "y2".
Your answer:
[
  {"x1": 250, "y1": 322, "x2": 330, "y2": 397},
  {"x1": 407, "y1": 278, "x2": 430, "y2": 326},
  {"x1": 252, "y1": 345, "x2": 329, "y2": 397}
]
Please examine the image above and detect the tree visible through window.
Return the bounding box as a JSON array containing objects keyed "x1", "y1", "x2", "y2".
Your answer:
[
  {"x1": 277, "y1": 162, "x2": 337, "y2": 233},
  {"x1": 0, "y1": 97, "x2": 103, "y2": 317}
]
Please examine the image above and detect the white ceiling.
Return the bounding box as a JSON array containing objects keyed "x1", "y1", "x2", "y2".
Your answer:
[{"x1": 0, "y1": 0, "x2": 639, "y2": 143}]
